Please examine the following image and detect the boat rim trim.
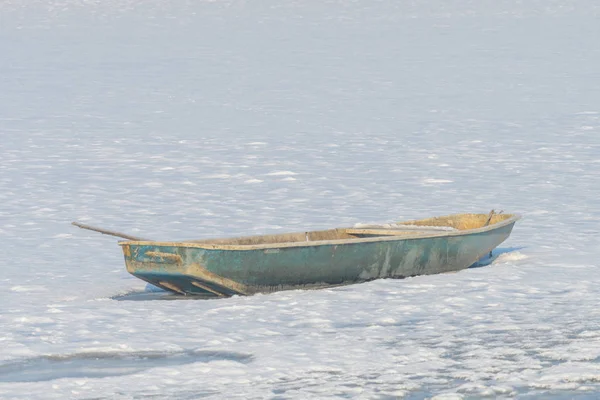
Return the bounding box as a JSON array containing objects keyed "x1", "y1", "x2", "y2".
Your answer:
[{"x1": 118, "y1": 214, "x2": 521, "y2": 251}]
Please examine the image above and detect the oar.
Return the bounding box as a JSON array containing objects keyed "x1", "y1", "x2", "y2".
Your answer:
[
  {"x1": 483, "y1": 210, "x2": 495, "y2": 227},
  {"x1": 483, "y1": 209, "x2": 504, "y2": 258},
  {"x1": 71, "y1": 221, "x2": 150, "y2": 241}
]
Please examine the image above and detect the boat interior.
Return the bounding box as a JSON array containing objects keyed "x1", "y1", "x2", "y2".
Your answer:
[{"x1": 190, "y1": 212, "x2": 515, "y2": 246}]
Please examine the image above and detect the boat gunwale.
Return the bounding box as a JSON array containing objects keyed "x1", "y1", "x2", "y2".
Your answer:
[{"x1": 118, "y1": 214, "x2": 521, "y2": 251}]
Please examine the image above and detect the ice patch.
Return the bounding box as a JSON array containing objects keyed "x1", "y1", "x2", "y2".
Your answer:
[
  {"x1": 492, "y1": 251, "x2": 528, "y2": 263},
  {"x1": 244, "y1": 179, "x2": 263, "y2": 183},
  {"x1": 430, "y1": 394, "x2": 464, "y2": 400},
  {"x1": 13, "y1": 316, "x2": 54, "y2": 324},
  {"x1": 266, "y1": 171, "x2": 298, "y2": 176},
  {"x1": 10, "y1": 286, "x2": 47, "y2": 293},
  {"x1": 422, "y1": 178, "x2": 453, "y2": 184},
  {"x1": 142, "y1": 182, "x2": 163, "y2": 188},
  {"x1": 0, "y1": 350, "x2": 253, "y2": 383}
]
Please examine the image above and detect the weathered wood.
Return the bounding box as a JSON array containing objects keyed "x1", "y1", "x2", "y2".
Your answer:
[
  {"x1": 71, "y1": 222, "x2": 149, "y2": 241},
  {"x1": 345, "y1": 228, "x2": 436, "y2": 236}
]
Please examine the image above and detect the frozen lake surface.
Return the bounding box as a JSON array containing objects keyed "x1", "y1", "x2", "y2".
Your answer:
[{"x1": 1, "y1": 1, "x2": 600, "y2": 398}]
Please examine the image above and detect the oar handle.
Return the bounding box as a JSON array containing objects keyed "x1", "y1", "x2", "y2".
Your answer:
[{"x1": 71, "y1": 222, "x2": 150, "y2": 241}]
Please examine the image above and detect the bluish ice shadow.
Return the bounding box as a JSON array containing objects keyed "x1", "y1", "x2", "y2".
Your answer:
[
  {"x1": 469, "y1": 246, "x2": 526, "y2": 269},
  {"x1": 112, "y1": 284, "x2": 213, "y2": 301},
  {"x1": 0, "y1": 349, "x2": 253, "y2": 383}
]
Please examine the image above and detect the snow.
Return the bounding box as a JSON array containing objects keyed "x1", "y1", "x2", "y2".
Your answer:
[{"x1": 1, "y1": 0, "x2": 600, "y2": 398}]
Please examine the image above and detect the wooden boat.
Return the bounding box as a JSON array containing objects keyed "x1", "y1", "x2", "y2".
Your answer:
[{"x1": 78, "y1": 211, "x2": 519, "y2": 297}]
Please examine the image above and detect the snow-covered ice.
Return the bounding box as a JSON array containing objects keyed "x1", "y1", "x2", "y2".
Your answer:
[{"x1": 1, "y1": 0, "x2": 600, "y2": 398}]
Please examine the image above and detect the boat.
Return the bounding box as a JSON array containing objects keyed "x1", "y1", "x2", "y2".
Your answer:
[{"x1": 74, "y1": 211, "x2": 519, "y2": 297}]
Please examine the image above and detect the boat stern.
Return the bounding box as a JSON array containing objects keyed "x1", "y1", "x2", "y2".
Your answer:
[{"x1": 119, "y1": 242, "x2": 245, "y2": 297}]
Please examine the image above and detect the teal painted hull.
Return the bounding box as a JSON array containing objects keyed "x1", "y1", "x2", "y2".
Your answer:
[{"x1": 120, "y1": 213, "x2": 519, "y2": 297}]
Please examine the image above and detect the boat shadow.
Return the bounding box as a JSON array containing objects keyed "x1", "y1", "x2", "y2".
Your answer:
[
  {"x1": 112, "y1": 287, "x2": 210, "y2": 301},
  {"x1": 469, "y1": 246, "x2": 526, "y2": 269}
]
